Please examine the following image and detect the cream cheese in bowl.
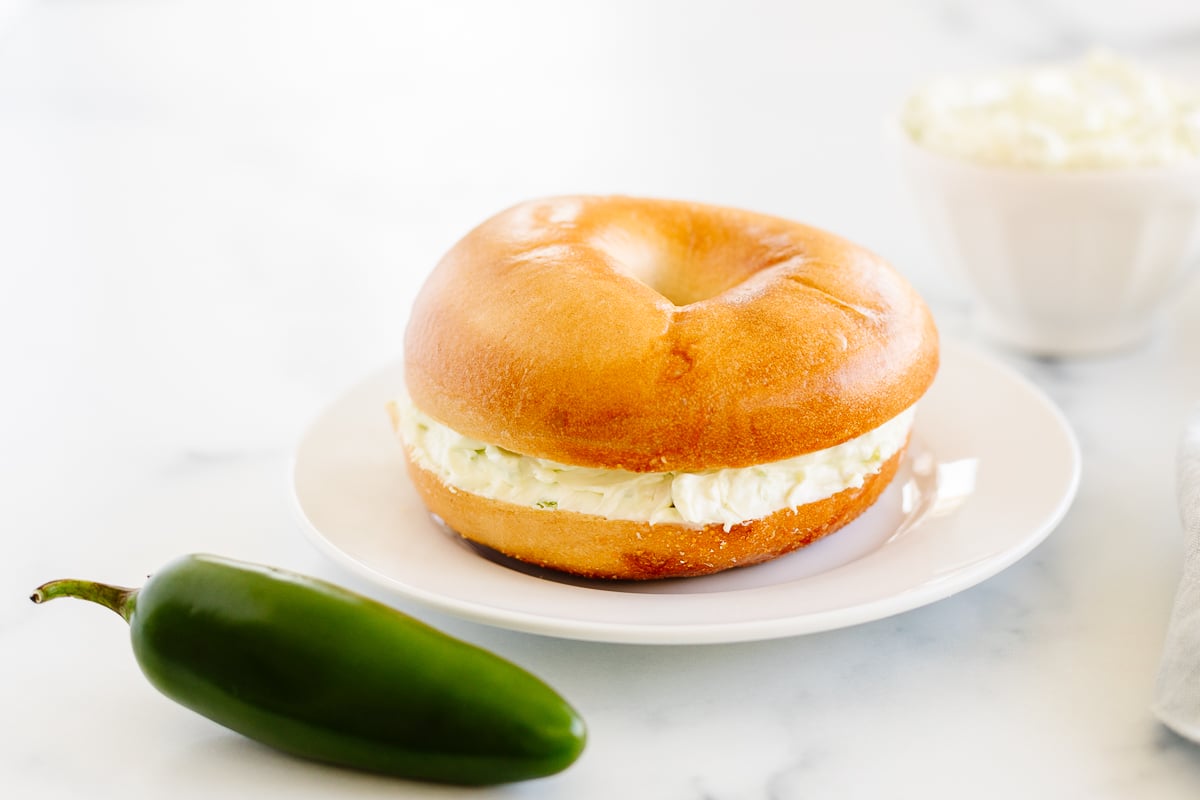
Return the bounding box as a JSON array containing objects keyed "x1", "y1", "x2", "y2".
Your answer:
[
  {"x1": 900, "y1": 51, "x2": 1200, "y2": 170},
  {"x1": 894, "y1": 51, "x2": 1200, "y2": 355}
]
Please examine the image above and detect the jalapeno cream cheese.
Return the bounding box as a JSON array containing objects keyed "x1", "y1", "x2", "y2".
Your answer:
[
  {"x1": 397, "y1": 399, "x2": 916, "y2": 531},
  {"x1": 901, "y1": 51, "x2": 1200, "y2": 169}
]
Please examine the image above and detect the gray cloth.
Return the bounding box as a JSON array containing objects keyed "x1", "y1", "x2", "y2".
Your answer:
[{"x1": 1155, "y1": 407, "x2": 1200, "y2": 741}]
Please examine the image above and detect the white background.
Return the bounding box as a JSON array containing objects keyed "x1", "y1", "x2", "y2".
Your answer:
[{"x1": 4, "y1": 1, "x2": 1200, "y2": 797}]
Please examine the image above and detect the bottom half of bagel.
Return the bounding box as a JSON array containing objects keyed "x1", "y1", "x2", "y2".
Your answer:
[{"x1": 402, "y1": 446, "x2": 905, "y2": 580}]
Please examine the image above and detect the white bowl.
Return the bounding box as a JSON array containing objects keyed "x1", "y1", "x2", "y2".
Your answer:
[{"x1": 894, "y1": 125, "x2": 1200, "y2": 356}]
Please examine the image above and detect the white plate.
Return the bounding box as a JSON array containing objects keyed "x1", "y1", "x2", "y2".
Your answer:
[{"x1": 291, "y1": 342, "x2": 1080, "y2": 644}]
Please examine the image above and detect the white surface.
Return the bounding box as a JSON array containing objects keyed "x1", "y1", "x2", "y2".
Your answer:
[
  {"x1": 294, "y1": 343, "x2": 1080, "y2": 644},
  {"x1": 896, "y1": 126, "x2": 1200, "y2": 355},
  {"x1": 6, "y1": 1, "x2": 1200, "y2": 798}
]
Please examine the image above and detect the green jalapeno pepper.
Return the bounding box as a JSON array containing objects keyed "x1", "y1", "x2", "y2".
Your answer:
[{"x1": 31, "y1": 554, "x2": 586, "y2": 785}]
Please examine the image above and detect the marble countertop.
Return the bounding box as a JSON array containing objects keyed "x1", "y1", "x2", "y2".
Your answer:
[{"x1": 5, "y1": 1, "x2": 1200, "y2": 796}]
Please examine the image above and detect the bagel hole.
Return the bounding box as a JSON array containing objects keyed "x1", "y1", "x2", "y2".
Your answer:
[{"x1": 591, "y1": 226, "x2": 766, "y2": 307}]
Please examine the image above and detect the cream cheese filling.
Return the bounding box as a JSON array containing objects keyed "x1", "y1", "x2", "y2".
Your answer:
[{"x1": 397, "y1": 398, "x2": 915, "y2": 530}]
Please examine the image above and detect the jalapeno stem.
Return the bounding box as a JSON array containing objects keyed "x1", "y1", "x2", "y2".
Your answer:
[{"x1": 30, "y1": 579, "x2": 138, "y2": 622}]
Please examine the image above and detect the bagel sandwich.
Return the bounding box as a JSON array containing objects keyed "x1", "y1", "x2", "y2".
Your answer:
[{"x1": 391, "y1": 196, "x2": 939, "y2": 580}]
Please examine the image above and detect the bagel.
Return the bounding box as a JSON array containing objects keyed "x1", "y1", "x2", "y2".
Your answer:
[{"x1": 394, "y1": 196, "x2": 938, "y2": 579}]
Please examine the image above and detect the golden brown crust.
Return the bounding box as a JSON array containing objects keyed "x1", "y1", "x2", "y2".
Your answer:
[
  {"x1": 405, "y1": 447, "x2": 905, "y2": 580},
  {"x1": 404, "y1": 195, "x2": 938, "y2": 472}
]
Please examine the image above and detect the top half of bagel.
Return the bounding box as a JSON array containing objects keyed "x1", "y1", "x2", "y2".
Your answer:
[{"x1": 403, "y1": 195, "x2": 939, "y2": 473}]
